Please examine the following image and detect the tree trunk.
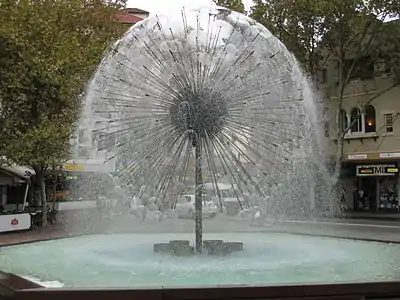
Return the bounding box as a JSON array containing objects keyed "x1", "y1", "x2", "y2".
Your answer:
[
  {"x1": 333, "y1": 53, "x2": 345, "y2": 181},
  {"x1": 332, "y1": 53, "x2": 346, "y2": 214},
  {"x1": 334, "y1": 131, "x2": 344, "y2": 178},
  {"x1": 37, "y1": 170, "x2": 48, "y2": 227}
]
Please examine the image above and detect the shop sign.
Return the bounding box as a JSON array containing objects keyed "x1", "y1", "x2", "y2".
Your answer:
[
  {"x1": 64, "y1": 163, "x2": 84, "y2": 171},
  {"x1": 380, "y1": 153, "x2": 400, "y2": 158},
  {"x1": 356, "y1": 164, "x2": 399, "y2": 176},
  {"x1": 348, "y1": 154, "x2": 368, "y2": 160},
  {"x1": 55, "y1": 191, "x2": 70, "y2": 198}
]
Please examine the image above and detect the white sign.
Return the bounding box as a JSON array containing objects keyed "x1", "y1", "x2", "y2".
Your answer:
[
  {"x1": 356, "y1": 164, "x2": 398, "y2": 177},
  {"x1": 0, "y1": 213, "x2": 31, "y2": 233},
  {"x1": 380, "y1": 153, "x2": 400, "y2": 158},
  {"x1": 348, "y1": 154, "x2": 367, "y2": 160}
]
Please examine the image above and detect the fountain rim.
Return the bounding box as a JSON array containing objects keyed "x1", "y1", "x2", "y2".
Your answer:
[{"x1": 1, "y1": 271, "x2": 400, "y2": 300}]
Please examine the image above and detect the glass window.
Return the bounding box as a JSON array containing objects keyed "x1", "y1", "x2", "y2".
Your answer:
[
  {"x1": 350, "y1": 107, "x2": 362, "y2": 133},
  {"x1": 364, "y1": 105, "x2": 376, "y2": 133},
  {"x1": 339, "y1": 109, "x2": 348, "y2": 134},
  {"x1": 176, "y1": 196, "x2": 186, "y2": 204},
  {"x1": 105, "y1": 135, "x2": 116, "y2": 150},
  {"x1": 78, "y1": 146, "x2": 90, "y2": 159},
  {"x1": 321, "y1": 69, "x2": 327, "y2": 84},
  {"x1": 384, "y1": 114, "x2": 394, "y2": 133},
  {"x1": 221, "y1": 189, "x2": 235, "y2": 198},
  {"x1": 78, "y1": 129, "x2": 87, "y2": 144},
  {"x1": 378, "y1": 177, "x2": 398, "y2": 210}
]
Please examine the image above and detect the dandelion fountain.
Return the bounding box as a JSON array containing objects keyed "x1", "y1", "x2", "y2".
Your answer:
[
  {"x1": 2, "y1": 6, "x2": 400, "y2": 290},
  {"x1": 81, "y1": 5, "x2": 331, "y2": 253}
]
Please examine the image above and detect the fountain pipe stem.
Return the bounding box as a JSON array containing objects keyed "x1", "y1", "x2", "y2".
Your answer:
[{"x1": 195, "y1": 141, "x2": 203, "y2": 253}]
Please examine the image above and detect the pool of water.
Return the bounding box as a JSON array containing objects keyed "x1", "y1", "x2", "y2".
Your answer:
[{"x1": 0, "y1": 233, "x2": 400, "y2": 288}]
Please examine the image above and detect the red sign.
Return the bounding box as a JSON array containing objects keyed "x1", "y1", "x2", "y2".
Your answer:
[{"x1": 11, "y1": 219, "x2": 19, "y2": 226}]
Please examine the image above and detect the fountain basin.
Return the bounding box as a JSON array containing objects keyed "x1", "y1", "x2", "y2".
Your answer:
[{"x1": 0, "y1": 232, "x2": 399, "y2": 288}]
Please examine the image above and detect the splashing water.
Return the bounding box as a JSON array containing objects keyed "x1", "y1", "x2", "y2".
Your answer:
[
  {"x1": 2, "y1": 233, "x2": 400, "y2": 288},
  {"x1": 81, "y1": 6, "x2": 333, "y2": 219}
]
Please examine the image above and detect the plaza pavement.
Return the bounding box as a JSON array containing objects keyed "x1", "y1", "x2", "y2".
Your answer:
[{"x1": 344, "y1": 211, "x2": 400, "y2": 221}]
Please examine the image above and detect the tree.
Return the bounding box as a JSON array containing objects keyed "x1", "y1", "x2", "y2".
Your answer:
[
  {"x1": 214, "y1": 0, "x2": 245, "y2": 14},
  {"x1": 251, "y1": 0, "x2": 330, "y2": 75},
  {"x1": 0, "y1": 0, "x2": 127, "y2": 226},
  {"x1": 370, "y1": 20, "x2": 400, "y2": 84}
]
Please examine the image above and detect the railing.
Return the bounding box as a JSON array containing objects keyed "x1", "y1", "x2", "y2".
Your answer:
[{"x1": 1, "y1": 272, "x2": 400, "y2": 300}]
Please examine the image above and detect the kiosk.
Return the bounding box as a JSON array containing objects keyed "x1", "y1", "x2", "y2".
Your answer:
[{"x1": 0, "y1": 166, "x2": 33, "y2": 233}]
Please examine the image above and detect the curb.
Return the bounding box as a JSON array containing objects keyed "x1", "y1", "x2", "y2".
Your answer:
[{"x1": 344, "y1": 216, "x2": 400, "y2": 221}]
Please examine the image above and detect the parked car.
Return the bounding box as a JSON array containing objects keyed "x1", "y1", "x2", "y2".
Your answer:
[
  {"x1": 204, "y1": 183, "x2": 244, "y2": 216},
  {"x1": 174, "y1": 195, "x2": 218, "y2": 219}
]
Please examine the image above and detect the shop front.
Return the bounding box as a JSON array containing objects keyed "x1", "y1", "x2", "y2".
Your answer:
[{"x1": 355, "y1": 164, "x2": 399, "y2": 212}]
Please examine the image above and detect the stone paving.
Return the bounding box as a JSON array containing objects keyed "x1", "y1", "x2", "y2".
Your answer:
[{"x1": 0, "y1": 227, "x2": 69, "y2": 246}]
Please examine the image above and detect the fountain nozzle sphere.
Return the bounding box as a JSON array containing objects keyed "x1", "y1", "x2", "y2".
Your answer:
[{"x1": 170, "y1": 88, "x2": 228, "y2": 138}]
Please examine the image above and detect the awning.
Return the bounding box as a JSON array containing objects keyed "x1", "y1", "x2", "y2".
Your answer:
[
  {"x1": 1, "y1": 166, "x2": 35, "y2": 180},
  {"x1": 0, "y1": 165, "x2": 35, "y2": 185}
]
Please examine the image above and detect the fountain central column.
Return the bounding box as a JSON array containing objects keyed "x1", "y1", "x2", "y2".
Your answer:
[{"x1": 194, "y1": 140, "x2": 203, "y2": 253}]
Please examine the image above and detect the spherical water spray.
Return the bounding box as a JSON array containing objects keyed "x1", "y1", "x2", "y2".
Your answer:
[{"x1": 82, "y1": 6, "x2": 332, "y2": 254}]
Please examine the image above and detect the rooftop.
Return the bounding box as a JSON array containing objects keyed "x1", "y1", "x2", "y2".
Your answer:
[{"x1": 115, "y1": 7, "x2": 149, "y2": 24}]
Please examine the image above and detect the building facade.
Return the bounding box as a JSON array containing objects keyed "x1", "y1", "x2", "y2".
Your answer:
[{"x1": 324, "y1": 56, "x2": 400, "y2": 213}]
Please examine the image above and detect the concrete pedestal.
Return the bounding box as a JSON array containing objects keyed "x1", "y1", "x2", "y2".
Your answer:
[
  {"x1": 154, "y1": 240, "x2": 243, "y2": 256},
  {"x1": 203, "y1": 240, "x2": 225, "y2": 255}
]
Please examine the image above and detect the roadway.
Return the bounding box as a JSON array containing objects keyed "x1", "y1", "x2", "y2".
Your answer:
[
  {"x1": 258, "y1": 218, "x2": 400, "y2": 243},
  {"x1": 67, "y1": 211, "x2": 400, "y2": 243},
  {"x1": 1, "y1": 211, "x2": 399, "y2": 247}
]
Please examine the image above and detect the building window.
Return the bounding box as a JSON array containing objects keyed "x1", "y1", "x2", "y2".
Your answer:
[
  {"x1": 384, "y1": 114, "x2": 394, "y2": 133},
  {"x1": 321, "y1": 69, "x2": 327, "y2": 84},
  {"x1": 339, "y1": 109, "x2": 348, "y2": 133},
  {"x1": 344, "y1": 56, "x2": 374, "y2": 80},
  {"x1": 105, "y1": 135, "x2": 116, "y2": 150},
  {"x1": 78, "y1": 129, "x2": 86, "y2": 144},
  {"x1": 324, "y1": 122, "x2": 329, "y2": 137},
  {"x1": 350, "y1": 107, "x2": 362, "y2": 133},
  {"x1": 364, "y1": 105, "x2": 376, "y2": 133},
  {"x1": 78, "y1": 146, "x2": 91, "y2": 159}
]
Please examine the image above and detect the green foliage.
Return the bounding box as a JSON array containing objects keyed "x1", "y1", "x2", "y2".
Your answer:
[
  {"x1": 250, "y1": 0, "x2": 400, "y2": 77},
  {"x1": 251, "y1": 0, "x2": 330, "y2": 75},
  {"x1": 0, "y1": 0, "x2": 127, "y2": 171},
  {"x1": 214, "y1": 0, "x2": 245, "y2": 13},
  {"x1": 320, "y1": 0, "x2": 396, "y2": 64},
  {"x1": 370, "y1": 20, "x2": 400, "y2": 84}
]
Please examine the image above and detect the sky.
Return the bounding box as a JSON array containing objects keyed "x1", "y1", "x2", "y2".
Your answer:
[{"x1": 127, "y1": 0, "x2": 254, "y2": 14}]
